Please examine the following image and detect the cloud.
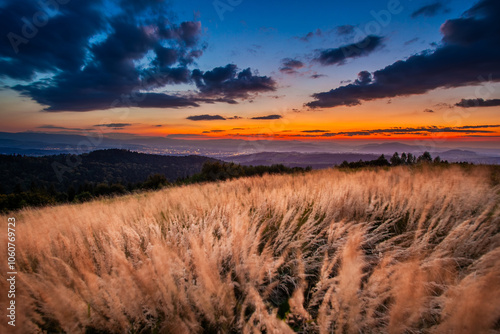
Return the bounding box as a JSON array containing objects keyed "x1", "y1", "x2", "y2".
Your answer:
[
  {"x1": 94, "y1": 123, "x2": 132, "y2": 128},
  {"x1": 434, "y1": 102, "x2": 453, "y2": 109},
  {"x1": 0, "y1": 0, "x2": 104, "y2": 81},
  {"x1": 301, "y1": 130, "x2": 330, "y2": 133},
  {"x1": 193, "y1": 97, "x2": 238, "y2": 105},
  {"x1": 279, "y1": 58, "x2": 305, "y2": 74},
  {"x1": 311, "y1": 74, "x2": 327, "y2": 79},
  {"x1": 455, "y1": 98, "x2": 500, "y2": 108},
  {"x1": 4, "y1": 0, "x2": 205, "y2": 111},
  {"x1": 423, "y1": 109, "x2": 435, "y2": 113},
  {"x1": 306, "y1": 0, "x2": 500, "y2": 108},
  {"x1": 166, "y1": 133, "x2": 209, "y2": 139},
  {"x1": 404, "y1": 37, "x2": 420, "y2": 46},
  {"x1": 251, "y1": 114, "x2": 283, "y2": 120},
  {"x1": 227, "y1": 116, "x2": 243, "y2": 119},
  {"x1": 297, "y1": 29, "x2": 322, "y2": 42},
  {"x1": 1, "y1": 0, "x2": 274, "y2": 112},
  {"x1": 297, "y1": 26, "x2": 353, "y2": 42},
  {"x1": 321, "y1": 125, "x2": 500, "y2": 137},
  {"x1": 37, "y1": 125, "x2": 91, "y2": 131},
  {"x1": 186, "y1": 114, "x2": 226, "y2": 121},
  {"x1": 336, "y1": 25, "x2": 355, "y2": 36},
  {"x1": 411, "y1": 2, "x2": 449, "y2": 18},
  {"x1": 37, "y1": 125, "x2": 73, "y2": 130},
  {"x1": 314, "y1": 35, "x2": 384, "y2": 66},
  {"x1": 192, "y1": 64, "x2": 276, "y2": 100},
  {"x1": 12, "y1": 80, "x2": 200, "y2": 111}
]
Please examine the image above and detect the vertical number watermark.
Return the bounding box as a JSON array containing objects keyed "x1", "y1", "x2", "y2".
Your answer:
[{"x1": 6, "y1": 217, "x2": 16, "y2": 327}]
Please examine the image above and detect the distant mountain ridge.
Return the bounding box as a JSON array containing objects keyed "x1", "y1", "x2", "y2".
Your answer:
[
  {"x1": 222, "y1": 152, "x2": 380, "y2": 169},
  {"x1": 1, "y1": 132, "x2": 499, "y2": 164}
]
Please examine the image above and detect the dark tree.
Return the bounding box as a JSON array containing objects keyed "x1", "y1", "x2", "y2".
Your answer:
[
  {"x1": 390, "y1": 152, "x2": 402, "y2": 166},
  {"x1": 407, "y1": 153, "x2": 416, "y2": 165},
  {"x1": 400, "y1": 152, "x2": 408, "y2": 165},
  {"x1": 142, "y1": 174, "x2": 169, "y2": 190},
  {"x1": 417, "y1": 151, "x2": 433, "y2": 163}
]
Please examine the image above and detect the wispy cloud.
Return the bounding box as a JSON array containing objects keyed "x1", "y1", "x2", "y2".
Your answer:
[
  {"x1": 187, "y1": 114, "x2": 226, "y2": 121},
  {"x1": 336, "y1": 25, "x2": 356, "y2": 36},
  {"x1": 320, "y1": 125, "x2": 500, "y2": 137},
  {"x1": 404, "y1": 37, "x2": 420, "y2": 46},
  {"x1": 311, "y1": 74, "x2": 327, "y2": 79},
  {"x1": 411, "y1": 2, "x2": 450, "y2": 18},
  {"x1": 455, "y1": 98, "x2": 500, "y2": 108},
  {"x1": 37, "y1": 125, "x2": 90, "y2": 131},
  {"x1": 94, "y1": 123, "x2": 132, "y2": 129},
  {"x1": 301, "y1": 129, "x2": 330, "y2": 133},
  {"x1": 279, "y1": 58, "x2": 305, "y2": 75},
  {"x1": 314, "y1": 35, "x2": 384, "y2": 66},
  {"x1": 251, "y1": 114, "x2": 283, "y2": 120}
]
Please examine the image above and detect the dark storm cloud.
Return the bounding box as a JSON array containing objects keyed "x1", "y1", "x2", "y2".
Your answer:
[
  {"x1": 12, "y1": 79, "x2": 199, "y2": 111},
  {"x1": 279, "y1": 58, "x2": 305, "y2": 74},
  {"x1": 411, "y1": 2, "x2": 449, "y2": 18},
  {"x1": 3, "y1": 0, "x2": 204, "y2": 111},
  {"x1": 314, "y1": 35, "x2": 384, "y2": 66},
  {"x1": 1, "y1": 0, "x2": 273, "y2": 111},
  {"x1": 186, "y1": 114, "x2": 226, "y2": 121},
  {"x1": 192, "y1": 64, "x2": 276, "y2": 100},
  {"x1": 251, "y1": 115, "x2": 282, "y2": 120},
  {"x1": 455, "y1": 98, "x2": 500, "y2": 108},
  {"x1": 306, "y1": 0, "x2": 500, "y2": 109},
  {"x1": 0, "y1": 0, "x2": 104, "y2": 80},
  {"x1": 321, "y1": 125, "x2": 500, "y2": 137}
]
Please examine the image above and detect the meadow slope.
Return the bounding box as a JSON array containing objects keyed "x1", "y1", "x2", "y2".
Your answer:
[{"x1": 1, "y1": 166, "x2": 500, "y2": 333}]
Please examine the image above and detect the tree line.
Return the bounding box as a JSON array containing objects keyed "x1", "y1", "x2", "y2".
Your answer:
[{"x1": 339, "y1": 151, "x2": 447, "y2": 168}]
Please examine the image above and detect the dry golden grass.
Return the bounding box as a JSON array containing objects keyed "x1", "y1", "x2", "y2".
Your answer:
[{"x1": 1, "y1": 165, "x2": 499, "y2": 333}]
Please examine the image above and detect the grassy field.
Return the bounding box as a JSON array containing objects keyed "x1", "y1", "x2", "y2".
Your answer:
[{"x1": 1, "y1": 165, "x2": 499, "y2": 333}]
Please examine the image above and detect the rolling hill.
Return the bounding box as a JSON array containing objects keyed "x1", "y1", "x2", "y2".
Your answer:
[{"x1": 0, "y1": 149, "x2": 217, "y2": 194}]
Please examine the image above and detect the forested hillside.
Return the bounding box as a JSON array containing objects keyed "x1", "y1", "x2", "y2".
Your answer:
[{"x1": 0, "y1": 149, "x2": 216, "y2": 194}]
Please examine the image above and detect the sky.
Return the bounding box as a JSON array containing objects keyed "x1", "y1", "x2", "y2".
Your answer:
[{"x1": 1, "y1": 0, "x2": 500, "y2": 145}]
